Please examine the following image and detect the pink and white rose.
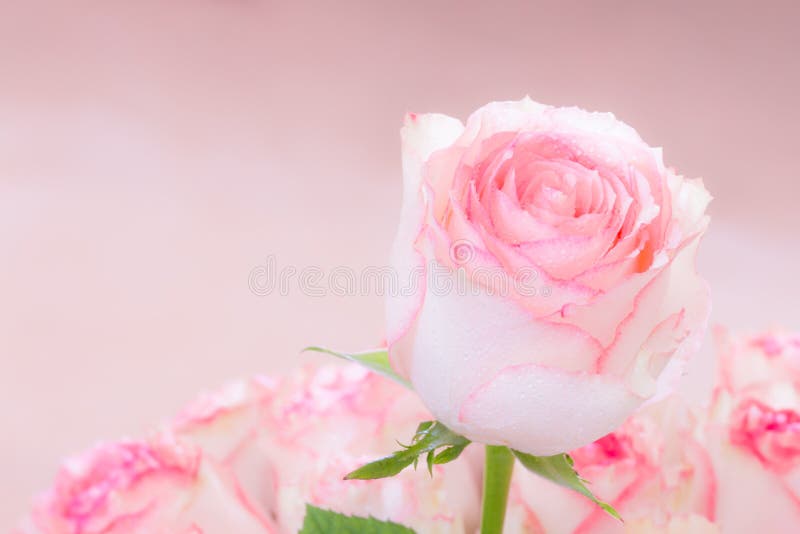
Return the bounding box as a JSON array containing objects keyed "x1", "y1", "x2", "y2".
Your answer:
[
  {"x1": 18, "y1": 365, "x2": 481, "y2": 533},
  {"x1": 708, "y1": 329, "x2": 800, "y2": 534},
  {"x1": 251, "y1": 365, "x2": 480, "y2": 532},
  {"x1": 386, "y1": 98, "x2": 711, "y2": 455},
  {"x1": 505, "y1": 396, "x2": 717, "y2": 533},
  {"x1": 15, "y1": 434, "x2": 268, "y2": 534},
  {"x1": 714, "y1": 327, "x2": 800, "y2": 393},
  {"x1": 173, "y1": 365, "x2": 480, "y2": 533}
]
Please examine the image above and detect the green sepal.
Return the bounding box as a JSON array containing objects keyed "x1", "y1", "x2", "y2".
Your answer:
[
  {"x1": 511, "y1": 450, "x2": 621, "y2": 521},
  {"x1": 345, "y1": 421, "x2": 471, "y2": 480},
  {"x1": 433, "y1": 444, "x2": 468, "y2": 464},
  {"x1": 302, "y1": 347, "x2": 411, "y2": 388}
]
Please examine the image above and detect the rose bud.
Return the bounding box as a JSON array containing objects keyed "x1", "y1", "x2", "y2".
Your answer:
[
  {"x1": 708, "y1": 330, "x2": 800, "y2": 534},
  {"x1": 387, "y1": 98, "x2": 711, "y2": 455},
  {"x1": 504, "y1": 396, "x2": 717, "y2": 533}
]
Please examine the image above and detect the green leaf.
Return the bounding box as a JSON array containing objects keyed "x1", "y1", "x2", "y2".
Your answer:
[
  {"x1": 302, "y1": 347, "x2": 411, "y2": 388},
  {"x1": 511, "y1": 450, "x2": 621, "y2": 521},
  {"x1": 299, "y1": 504, "x2": 416, "y2": 534},
  {"x1": 345, "y1": 421, "x2": 471, "y2": 480},
  {"x1": 433, "y1": 444, "x2": 468, "y2": 464},
  {"x1": 415, "y1": 421, "x2": 434, "y2": 434}
]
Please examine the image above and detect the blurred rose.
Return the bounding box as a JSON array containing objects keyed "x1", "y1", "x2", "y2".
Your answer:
[
  {"x1": 15, "y1": 434, "x2": 268, "y2": 534},
  {"x1": 387, "y1": 98, "x2": 711, "y2": 455},
  {"x1": 174, "y1": 364, "x2": 481, "y2": 533},
  {"x1": 264, "y1": 366, "x2": 481, "y2": 532},
  {"x1": 708, "y1": 329, "x2": 800, "y2": 534},
  {"x1": 19, "y1": 365, "x2": 481, "y2": 533},
  {"x1": 715, "y1": 327, "x2": 800, "y2": 392},
  {"x1": 505, "y1": 396, "x2": 717, "y2": 533}
]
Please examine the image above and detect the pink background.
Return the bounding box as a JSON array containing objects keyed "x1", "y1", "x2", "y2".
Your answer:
[{"x1": 2, "y1": 1, "x2": 799, "y2": 528}]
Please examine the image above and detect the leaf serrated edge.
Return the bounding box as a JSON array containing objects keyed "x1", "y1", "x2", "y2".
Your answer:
[{"x1": 300, "y1": 504, "x2": 417, "y2": 534}]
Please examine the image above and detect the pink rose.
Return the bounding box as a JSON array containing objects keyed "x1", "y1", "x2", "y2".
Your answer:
[
  {"x1": 505, "y1": 396, "x2": 717, "y2": 533},
  {"x1": 16, "y1": 434, "x2": 268, "y2": 534},
  {"x1": 19, "y1": 365, "x2": 481, "y2": 533},
  {"x1": 174, "y1": 365, "x2": 481, "y2": 533},
  {"x1": 708, "y1": 329, "x2": 800, "y2": 534},
  {"x1": 714, "y1": 327, "x2": 800, "y2": 393},
  {"x1": 248, "y1": 366, "x2": 482, "y2": 533},
  {"x1": 386, "y1": 98, "x2": 712, "y2": 455}
]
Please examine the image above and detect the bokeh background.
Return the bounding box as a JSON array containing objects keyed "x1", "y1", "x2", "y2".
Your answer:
[{"x1": 2, "y1": 0, "x2": 799, "y2": 528}]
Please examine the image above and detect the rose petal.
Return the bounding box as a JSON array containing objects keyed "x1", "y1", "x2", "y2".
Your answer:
[
  {"x1": 458, "y1": 363, "x2": 640, "y2": 455},
  {"x1": 386, "y1": 113, "x2": 464, "y2": 377}
]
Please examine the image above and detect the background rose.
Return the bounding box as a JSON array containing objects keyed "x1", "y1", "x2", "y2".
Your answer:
[
  {"x1": 28, "y1": 346, "x2": 800, "y2": 533},
  {"x1": 714, "y1": 327, "x2": 800, "y2": 393},
  {"x1": 174, "y1": 365, "x2": 481, "y2": 533},
  {"x1": 708, "y1": 329, "x2": 800, "y2": 534},
  {"x1": 15, "y1": 434, "x2": 268, "y2": 534},
  {"x1": 504, "y1": 396, "x2": 717, "y2": 533},
  {"x1": 386, "y1": 98, "x2": 711, "y2": 455},
  {"x1": 18, "y1": 365, "x2": 481, "y2": 533}
]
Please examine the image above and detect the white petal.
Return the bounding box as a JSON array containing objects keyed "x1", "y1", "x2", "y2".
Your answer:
[
  {"x1": 386, "y1": 113, "x2": 464, "y2": 377},
  {"x1": 403, "y1": 265, "x2": 639, "y2": 454},
  {"x1": 457, "y1": 362, "x2": 640, "y2": 455}
]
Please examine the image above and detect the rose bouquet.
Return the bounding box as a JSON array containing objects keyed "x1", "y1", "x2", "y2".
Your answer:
[
  {"x1": 25, "y1": 98, "x2": 787, "y2": 534},
  {"x1": 18, "y1": 330, "x2": 800, "y2": 533}
]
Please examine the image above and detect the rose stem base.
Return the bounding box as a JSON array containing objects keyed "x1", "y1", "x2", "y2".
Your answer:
[{"x1": 480, "y1": 445, "x2": 515, "y2": 534}]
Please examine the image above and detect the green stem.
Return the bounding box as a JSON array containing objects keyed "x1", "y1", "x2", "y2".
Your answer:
[{"x1": 480, "y1": 445, "x2": 515, "y2": 534}]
